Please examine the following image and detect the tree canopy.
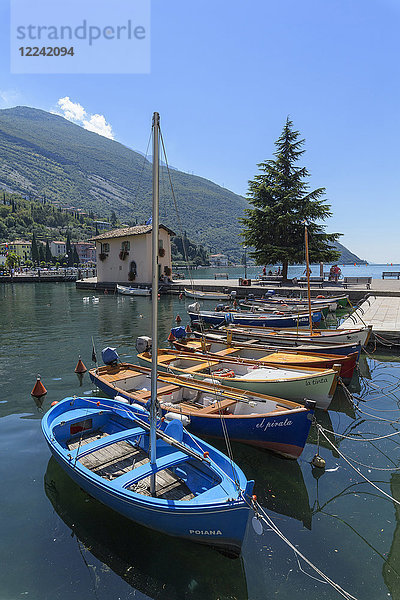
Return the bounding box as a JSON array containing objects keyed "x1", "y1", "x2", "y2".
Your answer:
[{"x1": 241, "y1": 118, "x2": 341, "y2": 279}]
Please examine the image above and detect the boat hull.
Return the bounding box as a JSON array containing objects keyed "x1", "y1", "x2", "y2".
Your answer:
[
  {"x1": 188, "y1": 310, "x2": 322, "y2": 328},
  {"x1": 42, "y1": 397, "x2": 253, "y2": 556},
  {"x1": 91, "y1": 373, "x2": 313, "y2": 459}
]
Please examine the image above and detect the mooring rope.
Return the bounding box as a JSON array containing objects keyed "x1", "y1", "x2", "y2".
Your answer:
[{"x1": 248, "y1": 499, "x2": 358, "y2": 600}]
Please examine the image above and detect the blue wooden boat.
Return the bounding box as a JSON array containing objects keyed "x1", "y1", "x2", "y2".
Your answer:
[
  {"x1": 42, "y1": 396, "x2": 254, "y2": 556},
  {"x1": 42, "y1": 114, "x2": 255, "y2": 557},
  {"x1": 187, "y1": 308, "x2": 322, "y2": 328},
  {"x1": 89, "y1": 362, "x2": 315, "y2": 458},
  {"x1": 189, "y1": 329, "x2": 362, "y2": 358}
]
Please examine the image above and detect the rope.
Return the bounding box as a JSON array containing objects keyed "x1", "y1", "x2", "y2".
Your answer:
[
  {"x1": 316, "y1": 424, "x2": 400, "y2": 507},
  {"x1": 249, "y1": 501, "x2": 358, "y2": 600}
]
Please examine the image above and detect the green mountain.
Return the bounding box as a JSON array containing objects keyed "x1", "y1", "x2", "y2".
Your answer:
[
  {"x1": 0, "y1": 106, "x2": 247, "y2": 255},
  {"x1": 332, "y1": 241, "x2": 367, "y2": 264},
  {"x1": 0, "y1": 106, "x2": 365, "y2": 264}
]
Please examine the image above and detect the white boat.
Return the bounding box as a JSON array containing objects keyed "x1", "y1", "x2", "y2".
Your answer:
[
  {"x1": 137, "y1": 347, "x2": 339, "y2": 410},
  {"x1": 184, "y1": 288, "x2": 231, "y2": 301},
  {"x1": 117, "y1": 284, "x2": 151, "y2": 296}
]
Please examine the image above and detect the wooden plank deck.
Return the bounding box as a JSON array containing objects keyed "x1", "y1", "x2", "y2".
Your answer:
[{"x1": 68, "y1": 430, "x2": 193, "y2": 500}]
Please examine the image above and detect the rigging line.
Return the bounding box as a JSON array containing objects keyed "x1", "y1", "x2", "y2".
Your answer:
[
  {"x1": 317, "y1": 425, "x2": 400, "y2": 507},
  {"x1": 249, "y1": 502, "x2": 358, "y2": 600},
  {"x1": 317, "y1": 508, "x2": 400, "y2": 577},
  {"x1": 159, "y1": 129, "x2": 195, "y2": 289},
  {"x1": 158, "y1": 128, "x2": 239, "y2": 477},
  {"x1": 318, "y1": 423, "x2": 400, "y2": 443},
  {"x1": 133, "y1": 131, "x2": 152, "y2": 206}
]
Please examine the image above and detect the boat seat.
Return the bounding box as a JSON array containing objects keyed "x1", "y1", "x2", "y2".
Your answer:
[
  {"x1": 106, "y1": 370, "x2": 143, "y2": 382},
  {"x1": 130, "y1": 390, "x2": 152, "y2": 400},
  {"x1": 184, "y1": 361, "x2": 219, "y2": 373},
  {"x1": 156, "y1": 355, "x2": 178, "y2": 364},
  {"x1": 115, "y1": 450, "x2": 189, "y2": 488},
  {"x1": 73, "y1": 426, "x2": 147, "y2": 458},
  {"x1": 197, "y1": 398, "x2": 237, "y2": 414},
  {"x1": 157, "y1": 384, "x2": 181, "y2": 396},
  {"x1": 214, "y1": 348, "x2": 241, "y2": 357}
]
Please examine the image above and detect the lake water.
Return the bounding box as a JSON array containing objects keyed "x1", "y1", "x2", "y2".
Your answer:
[
  {"x1": 1, "y1": 282, "x2": 400, "y2": 600},
  {"x1": 181, "y1": 263, "x2": 400, "y2": 280}
]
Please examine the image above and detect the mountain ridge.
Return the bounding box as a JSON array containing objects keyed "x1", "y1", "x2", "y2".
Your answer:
[{"x1": 0, "y1": 106, "x2": 366, "y2": 264}]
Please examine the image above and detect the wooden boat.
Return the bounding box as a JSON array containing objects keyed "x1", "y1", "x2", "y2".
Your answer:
[
  {"x1": 89, "y1": 362, "x2": 315, "y2": 458},
  {"x1": 245, "y1": 294, "x2": 349, "y2": 309},
  {"x1": 42, "y1": 113, "x2": 254, "y2": 557},
  {"x1": 219, "y1": 323, "x2": 372, "y2": 347},
  {"x1": 184, "y1": 288, "x2": 231, "y2": 301},
  {"x1": 117, "y1": 284, "x2": 151, "y2": 296},
  {"x1": 239, "y1": 301, "x2": 331, "y2": 318},
  {"x1": 42, "y1": 395, "x2": 254, "y2": 555},
  {"x1": 172, "y1": 336, "x2": 358, "y2": 383},
  {"x1": 137, "y1": 348, "x2": 339, "y2": 409},
  {"x1": 189, "y1": 329, "x2": 362, "y2": 357},
  {"x1": 187, "y1": 307, "x2": 322, "y2": 328}
]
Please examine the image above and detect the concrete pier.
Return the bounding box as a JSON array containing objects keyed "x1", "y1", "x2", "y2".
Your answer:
[
  {"x1": 75, "y1": 277, "x2": 400, "y2": 303},
  {"x1": 340, "y1": 294, "x2": 400, "y2": 344}
]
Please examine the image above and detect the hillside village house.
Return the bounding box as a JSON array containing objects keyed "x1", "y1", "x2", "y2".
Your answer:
[
  {"x1": 0, "y1": 240, "x2": 31, "y2": 262},
  {"x1": 74, "y1": 242, "x2": 96, "y2": 263},
  {"x1": 92, "y1": 224, "x2": 175, "y2": 284},
  {"x1": 209, "y1": 253, "x2": 228, "y2": 267},
  {"x1": 50, "y1": 241, "x2": 66, "y2": 257}
]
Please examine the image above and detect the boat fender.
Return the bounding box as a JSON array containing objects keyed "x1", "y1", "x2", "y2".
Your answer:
[
  {"x1": 164, "y1": 412, "x2": 190, "y2": 427},
  {"x1": 136, "y1": 336, "x2": 152, "y2": 353},
  {"x1": 114, "y1": 395, "x2": 128, "y2": 404},
  {"x1": 188, "y1": 302, "x2": 200, "y2": 313},
  {"x1": 311, "y1": 454, "x2": 326, "y2": 469},
  {"x1": 316, "y1": 295, "x2": 325, "y2": 299}
]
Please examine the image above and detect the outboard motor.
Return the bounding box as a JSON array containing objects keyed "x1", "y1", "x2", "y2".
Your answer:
[
  {"x1": 101, "y1": 347, "x2": 120, "y2": 366},
  {"x1": 136, "y1": 336, "x2": 152, "y2": 353},
  {"x1": 170, "y1": 326, "x2": 187, "y2": 339},
  {"x1": 215, "y1": 303, "x2": 225, "y2": 312}
]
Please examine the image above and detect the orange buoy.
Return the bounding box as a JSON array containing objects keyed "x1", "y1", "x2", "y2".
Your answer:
[
  {"x1": 31, "y1": 375, "x2": 47, "y2": 398},
  {"x1": 179, "y1": 293, "x2": 183, "y2": 300},
  {"x1": 75, "y1": 356, "x2": 87, "y2": 374},
  {"x1": 51, "y1": 401, "x2": 58, "y2": 407},
  {"x1": 203, "y1": 451, "x2": 209, "y2": 458},
  {"x1": 176, "y1": 314, "x2": 182, "y2": 323},
  {"x1": 168, "y1": 331, "x2": 176, "y2": 342},
  {"x1": 185, "y1": 324, "x2": 192, "y2": 333}
]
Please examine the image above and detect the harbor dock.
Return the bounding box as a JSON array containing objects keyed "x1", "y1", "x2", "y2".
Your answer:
[
  {"x1": 340, "y1": 294, "x2": 400, "y2": 344},
  {"x1": 76, "y1": 276, "x2": 400, "y2": 303}
]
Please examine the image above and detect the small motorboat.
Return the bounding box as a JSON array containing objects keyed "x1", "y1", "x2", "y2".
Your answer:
[
  {"x1": 117, "y1": 284, "x2": 151, "y2": 296},
  {"x1": 184, "y1": 288, "x2": 232, "y2": 301}
]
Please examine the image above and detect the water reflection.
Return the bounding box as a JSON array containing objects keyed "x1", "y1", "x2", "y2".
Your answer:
[
  {"x1": 383, "y1": 474, "x2": 400, "y2": 597},
  {"x1": 44, "y1": 457, "x2": 249, "y2": 600}
]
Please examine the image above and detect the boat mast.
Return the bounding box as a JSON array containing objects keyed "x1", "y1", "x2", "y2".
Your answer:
[
  {"x1": 304, "y1": 224, "x2": 313, "y2": 336},
  {"x1": 150, "y1": 111, "x2": 160, "y2": 494}
]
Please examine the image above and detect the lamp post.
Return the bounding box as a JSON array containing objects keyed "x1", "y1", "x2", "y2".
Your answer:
[{"x1": 243, "y1": 245, "x2": 247, "y2": 279}]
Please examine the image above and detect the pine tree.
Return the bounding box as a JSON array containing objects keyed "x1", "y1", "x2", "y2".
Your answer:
[
  {"x1": 73, "y1": 245, "x2": 80, "y2": 266},
  {"x1": 31, "y1": 232, "x2": 39, "y2": 264},
  {"x1": 38, "y1": 244, "x2": 45, "y2": 263},
  {"x1": 241, "y1": 118, "x2": 341, "y2": 279},
  {"x1": 45, "y1": 240, "x2": 52, "y2": 263}
]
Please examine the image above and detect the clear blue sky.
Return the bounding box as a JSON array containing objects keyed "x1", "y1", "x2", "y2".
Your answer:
[{"x1": 0, "y1": 0, "x2": 399, "y2": 262}]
